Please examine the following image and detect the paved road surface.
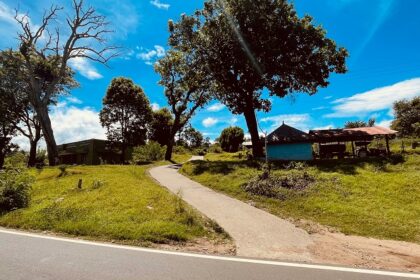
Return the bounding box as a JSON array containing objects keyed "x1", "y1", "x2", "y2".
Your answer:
[
  {"x1": 1, "y1": 229, "x2": 418, "y2": 280},
  {"x1": 149, "y1": 163, "x2": 313, "y2": 261}
]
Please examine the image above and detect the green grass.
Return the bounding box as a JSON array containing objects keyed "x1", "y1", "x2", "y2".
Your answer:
[
  {"x1": 0, "y1": 163, "x2": 225, "y2": 244},
  {"x1": 181, "y1": 149, "x2": 420, "y2": 243}
]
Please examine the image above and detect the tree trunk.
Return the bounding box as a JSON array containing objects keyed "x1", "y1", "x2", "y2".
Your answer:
[
  {"x1": 0, "y1": 152, "x2": 5, "y2": 169},
  {"x1": 243, "y1": 108, "x2": 264, "y2": 157},
  {"x1": 165, "y1": 135, "x2": 175, "y2": 161},
  {"x1": 121, "y1": 142, "x2": 126, "y2": 164},
  {"x1": 28, "y1": 140, "x2": 37, "y2": 167},
  {"x1": 34, "y1": 104, "x2": 59, "y2": 166}
]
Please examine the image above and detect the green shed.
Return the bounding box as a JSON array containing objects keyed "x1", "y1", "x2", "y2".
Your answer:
[{"x1": 266, "y1": 123, "x2": 313, "y2": 161}]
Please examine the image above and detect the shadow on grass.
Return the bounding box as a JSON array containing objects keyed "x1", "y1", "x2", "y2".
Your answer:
[
  {"x1": 188, "y1": 154, "x2": 407, "y2": 176},
  {"x1": 307, "y1": 154, "x2": 406, "y2": 175}
]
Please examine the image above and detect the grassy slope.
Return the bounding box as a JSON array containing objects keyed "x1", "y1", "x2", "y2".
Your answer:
[
  {"x1": 181, "y1": 150, "x2": 420, "y2": 243},
  {"x1": 0, "y1": 163, "x2": 223, "y2": 244}
]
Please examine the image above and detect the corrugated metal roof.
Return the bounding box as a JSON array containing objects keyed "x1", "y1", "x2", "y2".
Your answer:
[
  {"x1": 267, "y1": 123, "x2": 312, "y2": 144},
  {"x1": 344, "y1": 126, "x2": 397, "y2": 135}
]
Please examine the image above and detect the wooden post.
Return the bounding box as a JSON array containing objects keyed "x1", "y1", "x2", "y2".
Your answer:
[
  {"x1": 77, "y1": 179, "x2": 83, "y2": 189},
  {"x1": 351, "y1": 141, "x2": 355, "y2": 157},
  {"x1": 385, "y1": 135, "x2": 390, "y2": 155}
]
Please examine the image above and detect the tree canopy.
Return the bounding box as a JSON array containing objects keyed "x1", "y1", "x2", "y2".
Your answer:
[
  {"x1": 148, "y1": 108, "x2": 174, "y2": 147},
  {"x1": 391, "y1": 97, "x2": 420, "y2": 137},
  {"x1": 168, "y1": 0, "x2": 348, "y2": 156},
  {"x1": 100, "y1": 77, "x2": 153, "y2": 163},
  {"x1": 344, "y1": 118, "x2": 375, "y2": 129},
  {"x1": 14, "y1": 0, "x2": 117, "y2": 165},
  {"x1": 219, "y1": 126, "x2": 244, "y2": 152},
  {"x1": 155, "y1": 49, "x2": 213, "y2": 160}
]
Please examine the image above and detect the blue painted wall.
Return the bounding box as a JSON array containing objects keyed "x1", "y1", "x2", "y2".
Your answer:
[{"x1": 267, "y1": 143, "x2": 313, "y2": 161}]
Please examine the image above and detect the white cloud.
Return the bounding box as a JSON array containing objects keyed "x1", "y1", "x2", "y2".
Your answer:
[
  {"x1": 50, "y1": 105, "x2": 106, "y2": 145},
  {"x1": 326, "y1": 78, "x2": 420, "y2": 118},
  {"x1": 207, "y1": 103, "x2": 225, "y2": 112},
  {"x1": 376, "y1": 119, "x2": 393, "y2": 128},
  {"x1": 202, "y1": 117, "x2": 219, "y2": 128},
  {"x1": 312, "y1": 106, "x2": 326, "y2": 110},
  {"x1": 150, "y1": 0, "x2": 170, "y2": 10},
  {"x1": 137, "y1": 45, "x2": 166, "y2": 65},
  {"x1": 66, "y1": 97, "x2": 83, "y2": 104},
  {"x1": 0, "y1": 1, "x2": 16, "y2": 24},
  {"x1": 151, "y1": 103, "x2": 160, "y2": 111},
  {"x1": 312, "y1": 124, "x2": 334, "y2": 130},
  {"x1": 12, "y1": 105, "x2": 106, "y2": 151},
  {"x1": 229, "y1": 117, "x2": 238, "y2": 125},
  {"x1": 69, "y1": 57, "x2": 103, "y2": 80},
  {"x1": 260, "y1": 114, "x2": 311, "y2": 132},
  {"x1": 324, "y1": 95, "x2": 333, "y2": 100}
]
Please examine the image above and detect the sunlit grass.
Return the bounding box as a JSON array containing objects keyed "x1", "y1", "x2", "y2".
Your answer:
[
  {"x1": 182, "y1": 149, "x2": 420, "y2": 243},
  {"x1": 0, "y1": 163, "x2": 223, "y2": 244}
]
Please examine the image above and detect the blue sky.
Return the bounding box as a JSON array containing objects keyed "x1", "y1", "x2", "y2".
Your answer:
[{"x1": 1, "y1": 0, "x2": 420, "y2": 148}]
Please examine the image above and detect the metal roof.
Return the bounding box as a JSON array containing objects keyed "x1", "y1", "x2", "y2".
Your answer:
[
  {"x1": 267, "y1": 123, "x2": 312, "y2": 144},
  {"x1": 344, "y1": 126, "x2": 397, "y2": 135}
]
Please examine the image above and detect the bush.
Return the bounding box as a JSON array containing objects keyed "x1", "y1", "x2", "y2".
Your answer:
[
  {"x1": 173, "y1": 145, "x2": 190, "y2": 154},
  {"x1": 132, "y1": 141, "x2": 166, "y2": 163},
  {"x1": 0, "y1": 169, "x2": 33, "y2": 212},
  {"x1": 4, "y1": 152, "x2": 27, "y2": 169},
  {"x1": 209, "y1": 144, "x2": 222, "y2": 153},
  {"x1": 243, "y1": 171, "x2": 315, "y2": 199}
]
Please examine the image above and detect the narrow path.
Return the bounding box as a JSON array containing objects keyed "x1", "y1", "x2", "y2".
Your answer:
[{"x1": 149, "y1": 159, "x2": 314, "y2": 262}]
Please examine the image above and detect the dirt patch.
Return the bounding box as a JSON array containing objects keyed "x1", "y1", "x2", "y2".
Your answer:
[
  {"x1": 155, "y1": 237, "x2": 236, "y2": 256},
  {"x1": 309, "y1": 229, "x2": 420, "y2": 273}
]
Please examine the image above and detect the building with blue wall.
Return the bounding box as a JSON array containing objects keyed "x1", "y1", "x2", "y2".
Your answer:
[{"x1": 266, "y1": 123, "x2": 313, "y2": 161}]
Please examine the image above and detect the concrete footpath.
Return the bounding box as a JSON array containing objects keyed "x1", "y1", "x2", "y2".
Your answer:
[{"x1": 149, "y1": 158, "x2": 313, "y2": 261}]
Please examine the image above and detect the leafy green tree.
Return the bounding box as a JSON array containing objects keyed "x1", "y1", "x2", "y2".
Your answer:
[
  {"x1": 0, "y1": 98, "x2": 18, "y2": 169},
  {"x1": 14, "y1": 0, "x2": 117, "y2": 165},
  {"x1": 219, "y1": 126, "x2": 244, "y2": 152},
  {"x1": 391, "y1": 97, "x2": 420, "y2": 137},
  {"x1": 344, "y1": 118, "x2": 375, "y2": 128},
  {"x1": 182, "y1": 125, "x2": 204, "y2": 148},
  {"x1": 100, "y1": 78, "x2": 153, "y2": 163},
  {"x1": 148, "y1": 108, "x2": 173, "y2": 146},
  {"x1": 168, "y1": 0, "x2": 348, "y2": 157},
  {"x1": 0, "y1": 50, "x2": 45, "y2": 167},
  {"x1": 155, "y1": 50, "x2": 213, "y2": 160}
]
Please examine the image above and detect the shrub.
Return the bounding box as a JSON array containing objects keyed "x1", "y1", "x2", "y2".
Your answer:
[
  {"x1": 209, "y1": 144, "x2": 222, "y2": 153},
  {"x1": 132, "y1": 141, "x2": 166, "y2": 163},
  {"x1": 173, "y1": 145, "x2": 189, "y2": 154},
  {"x1": 243, "y1": 171, "x2": 315, "y2": 199},
  {"x1": 4, "y1": 152, "x2": 27, "y2": 169},
  {"x1": 0, "y1": 169, "x2": 33, "y2": 212},
  {"x1": 58, "y1": 165, "x2": 68, "y2": 177}
]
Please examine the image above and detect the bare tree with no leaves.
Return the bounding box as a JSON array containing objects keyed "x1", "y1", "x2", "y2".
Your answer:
[{"x1": 14, "y1": 0, "x2": 118, "y2": 166}]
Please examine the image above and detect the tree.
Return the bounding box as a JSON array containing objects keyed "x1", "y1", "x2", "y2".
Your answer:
[
  {"x1": 155, "y1": 50, "x2": 213, "y2": 160},
  {"x1": 14, "y1": 0, "x2": 118, "y2": 165},
  {"x1": 100, "y1": 78, "x2": 152, "y2": 163},
  {"x1": 391, "y1": 97, "x2": 420, "y2": 137},
  {"x1": 169, "y1": 0, "x2": 348, "y2": 157},
  {"x1": 219, "y1": 126, "x2": 244, "y2": 152},
  {"x1": 148, "y1": 108, "x2": 173, "y2": 146},
  {"x1": 344, "y1": 118, "x2": 375, "y2": 128},
  {"x1": 0, "y1": 50, "x2": 46, "y2": 167},
  {"x1": 182, "y1": 125, "x2": 204, "y2": 148},
  {"x1": 0, "y1": 87, "x2": 20, "y2": 169}
]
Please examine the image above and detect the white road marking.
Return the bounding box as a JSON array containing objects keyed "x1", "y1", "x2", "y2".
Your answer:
[{"x1": 0, "y1": 228, "x2": 419, "y2": 279}]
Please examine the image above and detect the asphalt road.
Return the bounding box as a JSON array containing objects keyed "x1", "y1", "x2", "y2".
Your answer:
[{"x1": 0, "y1": 229, "x2": 419, "y2": 280}]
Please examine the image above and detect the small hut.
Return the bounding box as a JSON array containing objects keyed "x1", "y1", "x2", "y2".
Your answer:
[{"x1": 266, "y1": 123, "x2": 313, "y2": 161}]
